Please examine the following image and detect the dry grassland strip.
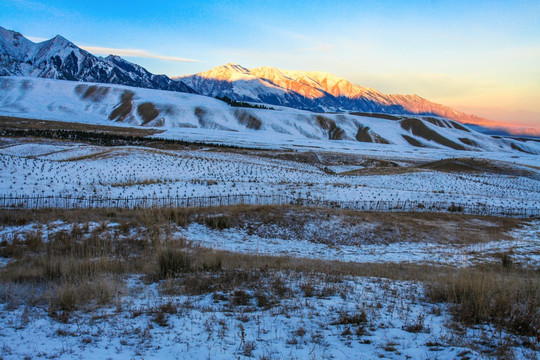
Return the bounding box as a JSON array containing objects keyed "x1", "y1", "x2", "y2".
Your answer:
[
  {"x1": 0, "y1": 205, "x2": 528, "y2": 246},
  {"x1": 0, "y1": 115, "x2": 163, "y2": 136}
]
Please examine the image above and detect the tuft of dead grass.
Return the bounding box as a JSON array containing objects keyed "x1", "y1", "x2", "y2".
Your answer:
[{"x1": 427, "y1": 266, "x2": 539, "y2": 339}]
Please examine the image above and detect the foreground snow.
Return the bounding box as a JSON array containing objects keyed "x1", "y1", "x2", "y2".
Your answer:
[
  {"x1": 0, "y1": 210, "x2": 537, "y2": 358},
  {"x1": 2, "y1": 274, "x2": 536, "y2": 360},
  {"x1": 179, "y1": 221, "x2": 540, "y2": 268}
]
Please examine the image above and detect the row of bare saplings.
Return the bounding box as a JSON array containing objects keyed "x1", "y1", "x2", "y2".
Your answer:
[{"x1": 0, "y1": 194, "x2": 537, "y2": 217}]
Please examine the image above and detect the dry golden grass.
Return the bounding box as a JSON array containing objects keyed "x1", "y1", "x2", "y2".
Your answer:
[
  {"x1": 1, "y1": 205, "x2": 538, "y2": 337},
  {"x1": 427, "y1": 266, "x2": 539, "y2": 339},
  {"x1": 137, "y1": 102, "x2": 160, "y2": 124},
  {"x1": 0, "y1": 205, "x2": 526, "y2": 246}
]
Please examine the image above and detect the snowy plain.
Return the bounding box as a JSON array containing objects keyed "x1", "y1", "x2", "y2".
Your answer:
[{"x1": 1, "y1": 140, "x2": 539, "y2": 212}]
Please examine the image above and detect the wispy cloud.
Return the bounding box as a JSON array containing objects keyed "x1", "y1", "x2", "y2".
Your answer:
[
  {"x1": 26, "y1": 35, "x2": 201, "y2": 63},
  {"x1": 27, "y1": 36, "x2": 49, "y2": 43},
  {"x1": 80, "y1": 46, "x2": 201, "y2": 63}
]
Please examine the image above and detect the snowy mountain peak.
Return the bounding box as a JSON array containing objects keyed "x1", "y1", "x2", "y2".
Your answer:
[
  {"x1": 197, "y1": 63, "x2": 252, "y2": 81},
  {"x1": 0, "y1": 26, "x2": 196, "y2": 94},
  {"x1": 180, "y1": 63, "x2": 491, "y2": 126},
  {"x1": 182, "y1": 64, "x2": 381, "y2": 101},
  {"x1": 105, "y1": 54, "x2": 124, "y2": 62},
  {"x1": 44, "y1": 34, "x2": 74, "y2": 49},
  {"x1": 0, "y1": 26, "x2": 33, "y2": 52}
]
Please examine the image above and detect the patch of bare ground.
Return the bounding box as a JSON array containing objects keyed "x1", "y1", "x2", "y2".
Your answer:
[
  {"x1": 400, "y1": 118, "x2": 466, "y2": 150},
  {"x1": 458, "y1": 137, "x2": 479, "y2": 147},
  {"x1": 0, "y1": 115, "x2": 163, "y2": 136},
  {"x1": 75, "y1": 84, "x2": 110, "y2": 102},
  {"x1": 137, "y1": 102, "x2": 160, "y2": 125},
  {"x1": 316, "y1": 115, "x2": 345, "y2": 140},
  {"x1": 402, "y1": 134, "x2": 427, "y2": 147},
  {"x1": 109, "y1": 90, "x2": 134, "y2": 122},
  {"x1": 511, "y1": 142, "x2": 535, "y2": 154},
  {"x1": 355, "y1": 125, "x2": 373, "y2": 142},
  {"x1": 349, "y1": 112, "x2": 401, "y2": 121},
  {"x1": 234, "y1": 109, "x2": 262, "y2": 130},
  {"x1": 355, "y1": 125, "x2": 390, "y2": 144},
  {"x1": 419, "y1": 157, "x2": 540, "y2": 180},
  {"x1": 339, "y1": 166, "x2": 417, "y2": 176}
]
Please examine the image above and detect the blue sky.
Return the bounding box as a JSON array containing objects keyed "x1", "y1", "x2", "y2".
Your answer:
[{"x1": 1, "y1": 0, "x2": 539, "y2": 127}]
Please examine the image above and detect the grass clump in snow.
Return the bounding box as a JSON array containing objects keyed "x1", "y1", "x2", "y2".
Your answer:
[
  {"x1": 157, "y1": 247, "x2": 192, "y2": 278},
  {"x1": 427, "y1": 266, "x2": 539, "y2": 339}
]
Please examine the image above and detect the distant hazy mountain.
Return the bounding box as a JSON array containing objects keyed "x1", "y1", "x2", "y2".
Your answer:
[
  {"x1": 177, "y1": 63, "x2": 495, "y2": 127},
  {"x1": 0, "y1": 26, "x2": 196, "y2": 94}
]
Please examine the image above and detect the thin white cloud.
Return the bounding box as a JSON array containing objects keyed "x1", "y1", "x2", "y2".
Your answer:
[
  {"x1": 27, "y1": 36, "x2": 49, "y2": 43},
  {"x1": 26, "y1": 36, "x2": 200, "y2": 63},
  {"x1": 80, "y1": 46, "x2": 201, "y2": 63}
]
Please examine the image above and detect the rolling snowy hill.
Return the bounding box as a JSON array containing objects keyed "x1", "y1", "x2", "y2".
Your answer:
[{"x1": 1, "y1": 76, "x2": 539, "y2": 155}]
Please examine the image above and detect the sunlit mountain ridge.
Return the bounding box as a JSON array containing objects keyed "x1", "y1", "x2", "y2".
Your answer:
[{"x1": 177, "y1": 63, "x2": 504, "y2": 131}]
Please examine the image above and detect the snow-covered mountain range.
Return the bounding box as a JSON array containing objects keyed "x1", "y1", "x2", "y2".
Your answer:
[
  {"x1": 2, "y1": 76, "x2": 539, "y2": 155},
  {"x1": 0, "y1": 26, "x2": 195, "y2": 93},
  {"x1": 1, "y1": 26, "x2": 500, "y2": 129},
  {"x1": 177, "y1": 63, "x2": 494, "y2": 128},
  {"x1": 1, "y1": 26, "x2": 536, "y2": 142}
]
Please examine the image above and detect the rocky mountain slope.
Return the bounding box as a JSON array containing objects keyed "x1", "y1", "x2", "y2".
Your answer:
[
  {"x1": 0, "y1": 26, "x2": 195, "y2": 93},
  {"x1": 177, "y1": 63, "x2": 493, "y2": 127}
]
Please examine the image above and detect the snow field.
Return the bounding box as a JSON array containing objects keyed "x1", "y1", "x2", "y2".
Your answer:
[
  {"x1": 1, "y1": 141, "x2": 539, "y2": 211},
  {"x1": 2, "y1": 272, "x2": 535, "y2": 360}
]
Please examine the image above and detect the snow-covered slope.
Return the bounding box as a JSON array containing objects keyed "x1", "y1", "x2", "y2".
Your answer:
[
  {"x1": 177, "y1": 63, "x2": 496, "y2": 127},
  {"x1": 1, "y1": 76, "x2": 539, "y2": 155},
  {"x1": 0, "y1": 26, "x2": 195, "y2": 94}
]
